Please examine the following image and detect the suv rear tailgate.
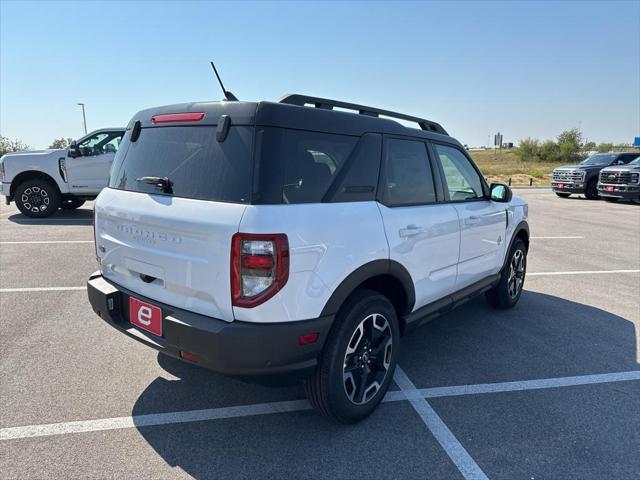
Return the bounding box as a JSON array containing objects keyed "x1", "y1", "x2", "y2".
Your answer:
[{"x1": 95, "y1": 188, "x2": 246, "y2": 321}]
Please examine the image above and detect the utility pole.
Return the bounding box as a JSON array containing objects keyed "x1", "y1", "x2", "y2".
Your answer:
[{"x1": 77, "y1": 103, "x2": 87, "y2": 135}]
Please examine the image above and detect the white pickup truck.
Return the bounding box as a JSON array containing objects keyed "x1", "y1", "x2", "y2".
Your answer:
[{"x1": 0, "y1": 128, "x2": 124, "y2": 217}]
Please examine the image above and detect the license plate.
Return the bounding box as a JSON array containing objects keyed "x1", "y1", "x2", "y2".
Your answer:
[
  {"x1": 557, "y1": 183, "x2": 565, "y2": 189},
  {"x1": 605, "y1": 186, "x2": 614, "y2": 192},
  {"x1": 129, "y1": 297, "x2": 162, "y2": 336}
]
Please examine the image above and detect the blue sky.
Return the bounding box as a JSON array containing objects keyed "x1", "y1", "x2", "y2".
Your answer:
[{"x1": 1, "y1": 1, "x2": 638, "y2": 149}]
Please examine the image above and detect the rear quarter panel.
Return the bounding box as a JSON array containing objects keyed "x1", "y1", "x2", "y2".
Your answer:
[{"x1": 235, "y1": 202, "x2": 388, "y2": 323}]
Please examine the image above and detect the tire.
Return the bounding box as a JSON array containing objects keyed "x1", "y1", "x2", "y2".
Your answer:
[
  {"x1": 584, "y1": 180, "x2": 599, "y2": 200},
  {"x1": 14, "y1": 178, "x2": 61, "y2": 218},
  {"x1": 486, "y1": 238, "x2": 527, "y2": 309},
  {"x1": 555, "y1": 192, "x2": 570, "y2": 198},
  {"x1": 61, "y1": 198, "x2": 86, "y2": 210},
  {"x1": 603, "y1": 197, "x2": 618, "y2": 203},
  {"x1": 304, "y1": 289, "x2": 400, "y2": 423}
]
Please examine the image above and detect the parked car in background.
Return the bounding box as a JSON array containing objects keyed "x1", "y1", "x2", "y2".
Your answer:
[
  {"x1": 598, "y1": 156, "x2": 640, "y2": 202},
  {"x1": 0, "y1": 128, "x2": 125, "y2": 217},
  {"x1": 551, "y1": 152, "x2": 638, "y2": 199},
  {"x1": 87, "y1": 94, "x2": 529, "y2": 423}
]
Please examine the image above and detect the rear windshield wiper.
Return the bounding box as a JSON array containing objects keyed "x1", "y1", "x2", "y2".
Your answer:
[{"x1": 136, "y1": 176, "x2": 173, "y2": 194}]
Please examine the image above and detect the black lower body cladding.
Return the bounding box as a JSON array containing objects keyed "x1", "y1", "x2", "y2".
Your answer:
[{"x1": 87, "y1": 272, "x2": 334, "y2": 385}]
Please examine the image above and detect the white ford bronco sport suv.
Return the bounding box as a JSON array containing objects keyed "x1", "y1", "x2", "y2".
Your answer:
[
  {"x1": 0, "y1": 128, "x2": 124, "y2": 217},
  {"x1": 87, "y1": 95, "x2": 529, "y2": 423}
]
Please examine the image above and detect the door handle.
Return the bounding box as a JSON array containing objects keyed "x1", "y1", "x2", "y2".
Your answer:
[
  {"x1": 465, "y1": 215, "x2": 481, "y2": 225},
  {"x1": 399, "y1": 225, "x2": 425, "y2": 238}
]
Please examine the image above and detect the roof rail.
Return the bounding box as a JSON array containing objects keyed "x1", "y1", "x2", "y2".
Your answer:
[{"x1": 277, "y1": 94, "x2": 448, "y2": 135}]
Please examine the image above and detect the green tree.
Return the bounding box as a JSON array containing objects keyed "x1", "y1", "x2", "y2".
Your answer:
[
  {"x1": 49, "y1": 138, "x2": 69, "y2": 149},
  {"x1": 514, "y1": 138, "x2": 540, "y2": 162},
  {"x1": 539, "y1": 140, "x2": 561, "y2": 163},
  {"x1": 556, "y1": 128, "x2": 584, "y2": 163},
  {"x1": 0, "y1": 135, "x2": 30, "y2": 157}
]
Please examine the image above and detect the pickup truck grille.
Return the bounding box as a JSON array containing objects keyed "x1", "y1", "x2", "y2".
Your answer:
[
  {"x1": 599, "y1": 171, "x2": 638, "y2": 185},
  {"x1": 552, "y1": 170, "x2": 585, "y2": 182}
]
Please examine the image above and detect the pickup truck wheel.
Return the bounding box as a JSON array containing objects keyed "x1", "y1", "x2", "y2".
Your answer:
[
  {"x1": 555, "y1": 192, "x2": 570, "y2": 198},
  {"x1": 15, "y1": 179, "x2": 61, "y2": 218},
  {"x1": 61, "y1": 198, "x2": 86, "y2": 210},
  {"x1": 304, "y1": 290, "x2": 399, "y2": 423},
  {"x1": 584, "y1": 180, "x2": 599, "y2": 200},
  {"x1": 486, "y1": 238, "x2": 527, "y2": 309}
]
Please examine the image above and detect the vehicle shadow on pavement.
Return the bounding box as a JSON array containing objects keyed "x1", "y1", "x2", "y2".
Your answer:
[
  {"x1": 130, "y1": 291, "x2": 638, "y2": 480},
  {"x1": 6, "y1": 208, "x2": 93, "y2": 225}
]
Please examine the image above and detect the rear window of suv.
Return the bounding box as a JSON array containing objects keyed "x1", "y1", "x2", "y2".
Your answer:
[{"x1": 109, "y1": 126, "x2": 253, "y2": 204}]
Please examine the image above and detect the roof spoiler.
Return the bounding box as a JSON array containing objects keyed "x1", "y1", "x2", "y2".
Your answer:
[{"x1": 277, "y1": 94, "x2": 448, "y2": 135}]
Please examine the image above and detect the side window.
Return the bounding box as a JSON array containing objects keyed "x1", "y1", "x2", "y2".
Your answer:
[
  {"x1": 256, "y1": 128, "x2": 358, "y2": 204},
  {"x1": 103, "y1": 134, "x2": 123, "y2": 154},
  {"x1": 77, "y1": 133, "x2": 109, "y2": 157},
  {"x1": 77, "y1": 132, "x2": 123, "y2": 157},
  {"x1": 434, "y1": 144, "x2": 484, "y2": 201},
  {"x1": 383, "y1": 138, "x2": 436, "y2": 206}
]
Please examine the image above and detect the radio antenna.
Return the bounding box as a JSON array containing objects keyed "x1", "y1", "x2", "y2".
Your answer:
[{"x1": 210, "y1": 62, "x2": 238, "y2": 101}]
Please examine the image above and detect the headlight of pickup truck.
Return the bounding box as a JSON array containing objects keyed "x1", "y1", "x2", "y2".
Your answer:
[{"x1": 632, "y1": 172, "x2": 639, "y2": 184}]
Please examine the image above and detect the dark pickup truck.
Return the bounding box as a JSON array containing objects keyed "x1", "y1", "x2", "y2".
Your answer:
[
  {"x1": 551, "y1": 152, "x2": 638, "y2": 199},
  {"x1": 598, "y1": 156, "x2": 640, "y2": 202}
]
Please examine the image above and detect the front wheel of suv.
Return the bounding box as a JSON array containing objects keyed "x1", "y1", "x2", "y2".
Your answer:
[
  {"x1": 486, "y1": 238, "x2": 527, "y2": 309},
  {"x1": 15, "y1": 179, "x2": 61, "y2": 218},
  {"x1": 304, "y1": 290, "x2": 399, "y2": 423}
]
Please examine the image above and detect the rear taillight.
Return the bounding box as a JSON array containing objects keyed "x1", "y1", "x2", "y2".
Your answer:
[{"x1": 231, "y1": 233, "x2": 289, "y2": 308}]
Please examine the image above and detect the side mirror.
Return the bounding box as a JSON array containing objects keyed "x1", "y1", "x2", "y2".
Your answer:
[
  {"x1": 490, "y1": 183, "x2": 512, "y2": 203},
  {"x1": 68, "y1": 141, "x2": 81, "y2": 158}
]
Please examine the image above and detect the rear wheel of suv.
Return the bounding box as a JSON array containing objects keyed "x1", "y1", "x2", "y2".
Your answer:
[
  {"x1": 15, "y1": 179, "x2": 61, "y2": 218},
  {"x1": 304, "y1": 290, "x2": 399, "y2": 423},
  {"x1": 61, "y1": 198, "x2": 86, "y2": 210},
  {"x1": 584, "y1": 179, "x2": 599, "y2": 200},
  {"x1": 486, "y1": 238, "x2": 527, "y2": 309},
  {"x1": 555, "y1": 192, "x2": 570, "y2": 198}
]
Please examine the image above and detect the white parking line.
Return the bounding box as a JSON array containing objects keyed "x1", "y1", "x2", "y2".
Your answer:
[
  {"x1": 0, "y1": 241, "x2": 94, "y2": 245},
  {"x1": 1, "y1": 370, "x2": 638, "y2": 441},
  {"x1": 417, "y1": 370, "x2": 640, "y2": 398},
  {"x1": 530, "y1": 236, "x2": 584, "y2": 239},
  {"x1": 0, "y1": 286, "x2": 87, "y2": 293},
  {"x1": 394, "y1": 367, "x2": 489, "y2": 480},
  {"x1": 528, "y1": 269, "x2": 640, "y2": 276}
]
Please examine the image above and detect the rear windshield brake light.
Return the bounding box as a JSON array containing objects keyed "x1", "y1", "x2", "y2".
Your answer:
[{"x1": 151, "y1": 112, "x2": 205, "y2": 124}]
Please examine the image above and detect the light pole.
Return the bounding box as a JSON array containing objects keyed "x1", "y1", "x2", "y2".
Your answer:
[{"x1": 77, "y1": 102, "x2": 87, "y2": 135}]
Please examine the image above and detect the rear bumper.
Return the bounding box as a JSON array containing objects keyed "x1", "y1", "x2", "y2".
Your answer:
[
  {"x1": 87, "y1": 272, "x2": 334, "y2": 384},
  {"x1": 597, "y1": 184, "x2": 640, "y2": 200}
]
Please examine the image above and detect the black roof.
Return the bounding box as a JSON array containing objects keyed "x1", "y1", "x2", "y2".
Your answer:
[{"x1": 130, "y1": 94, "x2": 457, "y2": 145}]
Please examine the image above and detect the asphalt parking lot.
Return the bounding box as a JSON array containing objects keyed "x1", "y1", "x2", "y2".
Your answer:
[{"x1": 0, "y1": 189, "x2": 638, "y2": 480}]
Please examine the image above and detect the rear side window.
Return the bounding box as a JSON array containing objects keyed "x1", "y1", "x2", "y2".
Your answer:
[
  {"x1": 109, "y1": 126, "x2": 253, "y2": 203},
  {"x1": 381, "y1": 138, "x2": 436, "y2": 206},
  {"x1": 254, "y1": 128, "x2": 358, "y2": 204}
]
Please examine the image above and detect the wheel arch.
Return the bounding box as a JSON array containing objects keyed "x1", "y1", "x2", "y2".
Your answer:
[
  {"x1": 503, "y1": 220, "x2": 530, "y2": 269},
  {"x1": 10, "y1": 171, "x2": 61, "y2": 198},
  {"x1": 320, "y1": 259, "x2": 415, "y2": 333}
]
